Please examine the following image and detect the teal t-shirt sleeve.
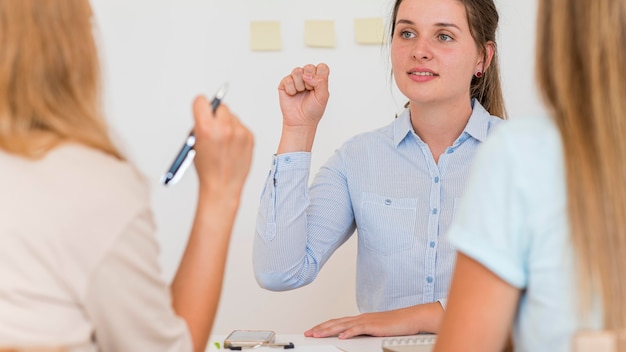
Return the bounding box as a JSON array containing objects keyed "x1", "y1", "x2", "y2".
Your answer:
[{"x1": 446, "y1": 124, "x2": 529, "y2": 289}]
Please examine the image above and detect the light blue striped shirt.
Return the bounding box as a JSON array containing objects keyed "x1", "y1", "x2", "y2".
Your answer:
[{"x1": 253, "y1": 99, "x2": 503, "y2": 313}]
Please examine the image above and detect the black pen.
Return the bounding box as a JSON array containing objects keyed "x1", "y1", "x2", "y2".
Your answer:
[{"x1": 161, "y1": 83, "x2": 228, "y2": 186}]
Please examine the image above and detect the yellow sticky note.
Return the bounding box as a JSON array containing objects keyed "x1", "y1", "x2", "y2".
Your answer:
[
  {"x1": 354, "y1": 18, "x2": 385, "y2": 45},
  {"x1": 304, "y1": 20, "x2": 335, "y2": 48},
  {"x1": 250, "y1": 21, "x2": 282, "y2": 51}
]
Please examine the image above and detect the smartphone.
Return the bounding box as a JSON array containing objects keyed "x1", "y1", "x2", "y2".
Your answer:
[{"x1": 223, "y1": 330, "x2": 276, "y2": 349}]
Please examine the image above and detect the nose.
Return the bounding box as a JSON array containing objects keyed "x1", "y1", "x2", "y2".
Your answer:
[{"x1": 411, "y1": 37, "x2": 432, "y2": 61}]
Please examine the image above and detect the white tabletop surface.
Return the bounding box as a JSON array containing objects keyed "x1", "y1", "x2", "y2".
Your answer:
[{"x1": 207, "y1": 333, "x2": 393, "y2": 352}]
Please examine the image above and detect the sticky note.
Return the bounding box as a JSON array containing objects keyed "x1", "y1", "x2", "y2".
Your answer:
[
  {"x1": 304, "y1": 20, "x2": 336, "y2": 48},
  {"x1": 250, "y1": 21, "x2": 282, "y2": 51},
  {"x1": 354, "y1": 18, "x2": 385, "y2": 45}
]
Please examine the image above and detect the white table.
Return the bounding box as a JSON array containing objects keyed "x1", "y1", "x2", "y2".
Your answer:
[{"x1": 207, "y1": 333, "x2": 393, "y2": 352}]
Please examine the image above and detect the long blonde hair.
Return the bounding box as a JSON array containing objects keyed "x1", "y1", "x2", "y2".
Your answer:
[
  {"x1": 536, "y1": 0, "x2": 626, "y2": 329},
  {"x1": 0, "y1": 0, "x2": 123, "y2": 160}
]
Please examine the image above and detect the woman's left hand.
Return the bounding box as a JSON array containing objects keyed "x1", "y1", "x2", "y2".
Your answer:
[{"x1": 304, "y1": 302, "x2": 444, "y2": 339}]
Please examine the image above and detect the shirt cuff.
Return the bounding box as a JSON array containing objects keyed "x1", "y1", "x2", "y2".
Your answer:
[
  {"x1": 272, "y1": 152, "x2": 312, "y2": 171},
  {"x1": 437, "y1": 298, "x2": 447, "y2": 310}
]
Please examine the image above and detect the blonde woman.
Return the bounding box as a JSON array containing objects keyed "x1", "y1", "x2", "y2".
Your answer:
[
  {"x1": 0, "y1": 1, "x2": 253, "y2": 351},
  {"x1": 435, "y1": 0, "x2": 626, "y2": 351}
]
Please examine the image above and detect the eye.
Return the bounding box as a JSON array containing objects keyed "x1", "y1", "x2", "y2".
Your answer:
[
  {"x1": 438, "y1": 33, "x2": 453, "y2": 42},
  {"x1": 400, "y1": 30, "x2": 416, "y2": 39}
]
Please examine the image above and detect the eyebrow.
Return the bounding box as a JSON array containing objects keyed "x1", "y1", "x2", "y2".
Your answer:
[{"x1": 395, "y1": 19, "x2": 462, "y2": 31}]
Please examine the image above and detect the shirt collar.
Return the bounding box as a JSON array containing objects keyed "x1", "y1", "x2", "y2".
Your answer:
[
  {"x1": 463, "y1": 99, "x2": 492, "y2": 143},
  {"x1": 393, "y1": 109, "x2": 415, "y2": 147},
  {"x1": 393, "y1": 98, "x2": 494, "y2": 148}
]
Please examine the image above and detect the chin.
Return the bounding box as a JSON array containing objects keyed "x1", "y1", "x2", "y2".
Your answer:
[{"x1": 405, "y1": 95, "x2": 441, "y2": 106}]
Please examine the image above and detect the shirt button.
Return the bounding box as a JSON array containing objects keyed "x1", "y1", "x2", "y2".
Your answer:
[
  {"x1": 284, "y1": 156, "x2": 291, "y2": 163},
  {"x1": 432, "y1": 208, "x2": 438, "y2": 215},
  {"x1": 434, "y1": 176, "x2": 439, "y2": 183},
  {"x1": 429, "y1": 241, "x2": 436, "y2": 248},
  {"x1": 427, "y1": 276, "x2": 433, "y2": 283},
  {"x1": 384, "y1": 199, "x2": 392, "y2": 206},
  {"x1": 447, "y1": 149, "x2": 454, "y2": 154}
]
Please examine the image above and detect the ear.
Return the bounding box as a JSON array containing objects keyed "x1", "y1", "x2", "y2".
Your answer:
[{"x1": 477, "y1": 41, "x2": 496, "y2": 73}]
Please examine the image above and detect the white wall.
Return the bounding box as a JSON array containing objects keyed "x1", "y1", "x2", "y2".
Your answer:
[{"x1": 90, "y1": 0, "x2": 542, "y2": 334}]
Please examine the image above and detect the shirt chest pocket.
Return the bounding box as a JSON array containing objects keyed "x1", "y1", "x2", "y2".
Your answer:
[{"x1": 358, "y1": 192, "x2": 418, "y2": 255}]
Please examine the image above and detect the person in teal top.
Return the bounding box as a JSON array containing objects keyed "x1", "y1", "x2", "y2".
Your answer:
[{"x1": 434, "y1": 0, "x2": 626, "y2": 351}]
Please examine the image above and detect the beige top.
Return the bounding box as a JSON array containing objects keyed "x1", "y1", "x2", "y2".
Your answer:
[{"x1": 0, "y1": 145, "x2": 192, "y2": 351}]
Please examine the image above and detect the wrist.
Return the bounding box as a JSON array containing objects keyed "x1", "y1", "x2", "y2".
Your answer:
[
  {"x1": 414, "y1": 302, "x2": 444, "y2": 333},
  {"x1": 197, "y1": 186, "x2": 242, "y2": 212},
  {"x1": 277, "y1": 124, "x2": 318, "y2": 153}
]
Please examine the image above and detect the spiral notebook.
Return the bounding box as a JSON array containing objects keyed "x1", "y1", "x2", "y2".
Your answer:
[{"x1": 381, "y1": 334, "x2": 437, "y2": 352}]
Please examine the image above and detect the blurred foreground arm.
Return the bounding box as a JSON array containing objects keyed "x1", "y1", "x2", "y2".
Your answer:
[
  {"x1": 171, "y1": 97, "x2": 254, "y2": 352},
  {"x1": 434, "y1": 253, "x2": 519, "y2": 352}
]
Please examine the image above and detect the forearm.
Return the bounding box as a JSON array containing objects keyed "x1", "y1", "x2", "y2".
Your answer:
[
  {"x1": 171, "y1": 189, "x2": 240, "y2": 352},
  {"x1": 417, "y1": 301, "x2": 445, "y2": 333},
  {"x1": 434, "y1": 254, "x2": 519, "y2": 352},
  {"x1": 277, "y1": 124, "x2": 318, "y2": 153},
  {"x1": 398, "y1": 302, "x2": 444, "y2": 334}
]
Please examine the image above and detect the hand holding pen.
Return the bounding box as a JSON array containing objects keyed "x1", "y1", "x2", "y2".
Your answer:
[
  {"x1": 162, "y1": 83, "x2": 229, "y2": 186},
  {"x1": 190, "y1": 95, "x2": 254, "y2": 196}
]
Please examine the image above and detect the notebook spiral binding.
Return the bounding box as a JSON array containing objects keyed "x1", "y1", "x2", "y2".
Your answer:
[{"x1": 381, "y1": 335, "x2": 437, "y2": 346}]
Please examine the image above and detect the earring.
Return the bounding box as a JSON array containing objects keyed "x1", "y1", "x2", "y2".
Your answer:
[{"x1": 474, "y1": 71, "x2": 483, "y2": 78}]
